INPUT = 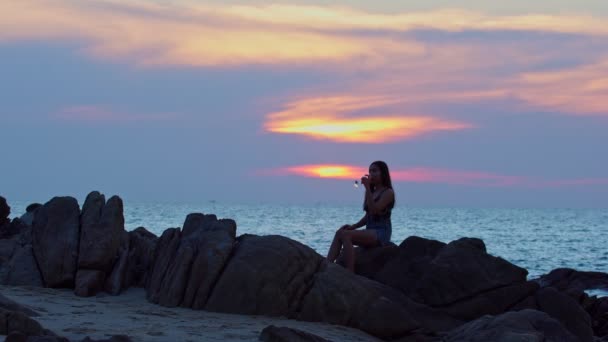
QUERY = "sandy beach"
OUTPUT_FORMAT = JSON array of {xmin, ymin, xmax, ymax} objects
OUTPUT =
[{"xmin": 0, "ymin": 285, "xmax": 378, "ymax": 342}]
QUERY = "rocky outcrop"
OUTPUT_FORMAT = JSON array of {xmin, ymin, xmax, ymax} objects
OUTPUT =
[
  {"xmin": 147, "ymin": 214, "xmax": 236, "ymax": 309},
  {"xmin": 32, "ymin": 197, "xmax": 81, "ymax": 288},
  {"xmin": 0, "ymin": 308, "xmax": 49, "ymax": 337}
]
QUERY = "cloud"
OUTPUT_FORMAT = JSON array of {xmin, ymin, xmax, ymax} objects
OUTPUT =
[
  {"xmin": 2, "ymin": 1, "xmax": 607, "ymax": 117},
  {"xmin": 1, "ymin": 1, "xmax": 607, "ymax": 67},
  {"xmin": 54, "ymin": 105, "xmax": 176, "ymax": 123},
  {"xmin": 264, "ymin": 95, "xmax": 471, "ymax": 143},
  {"xmin": 267, "ymin": 164, "xmax": 608, "ymax": 188}
]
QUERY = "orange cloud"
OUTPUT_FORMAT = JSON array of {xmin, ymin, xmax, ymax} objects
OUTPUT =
[
  {"xmin": 513, "ymin": 59, "xmax": 608, "ymax": 115},
  {"xmin": 270, "ymin": 164, "xmax": 608, "ymax": 188},
  {"xmin": 280, "ymin": 165, "xmax": 367, "ymax": 180},
  {"xmin": 264, "ymin": 95, "xmax": 471, "ymax": 143},
  {"xmin": 1, "ymin": 1, "xmax": 607, "ymax": 68}
]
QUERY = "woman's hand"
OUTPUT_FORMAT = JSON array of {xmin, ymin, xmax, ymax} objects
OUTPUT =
[
  {"xmin": 339, "ymin": 224, "xmax": 354, "ymax": 231},
  {"xmin": 361, "ymin": 174, "xmax": 370, "ymax": 189}
]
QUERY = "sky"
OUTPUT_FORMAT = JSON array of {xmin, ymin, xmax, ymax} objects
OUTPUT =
[{"xmin": 1, "ymin": 0, "xmax": 607, "ymax": 208}]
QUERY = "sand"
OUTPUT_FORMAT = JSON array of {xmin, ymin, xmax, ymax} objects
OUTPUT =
[{"xmin": 0, "ymin": 285, "xmax": 378, "ymax": 342}]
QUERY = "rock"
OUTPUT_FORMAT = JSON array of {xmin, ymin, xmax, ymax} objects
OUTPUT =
[
  {"xmin": 0, "ymin": 227, "xmax": 44, "ymax": 287},
  {"xmin": 32, "ymin": 197, "xmax": 80, "ymax": 288},
  {"xmin": 535, "ymin": 287, "xmax": 594, "ymax": 342},
  {"xmin": 105, "ymin": 231, "xmax": 130, "ymax": 295},
  {"xmin": 259, "ymin": 325, "xmax": 331, "ymax": 342},
  {"xmin": 146, "ymin": 228, "xmax": 181, "ymax": 303},
  {"xmin": 78, "ymin": 193, "xmax": 124, "ymax": 273},
  {"xmin": 205, "ymin": 234, "xmax": 319, "ymax": 316},
  {"xmin": 0, "ymin": 293, "xmax": 38, "ymax": 317},
  {"xmin": 536, "ymin": 268, "xmax": 608, "ymax": 293},
  {"xmin": 1, "ymin": 219, "xmax": 28, "ymax": 240},
  {"xmin": 441, "ymin": 281, "xmax": 540, "ymax": 321},
  {"xmin": 19, "ymin": 203, "xmax": 42, "ymax": 227},
  {"xmin": 147, "ymin": 214, "xmax": 236, "ymax": 308},
  {"xmin": 74, "ymin": 270, "xmax": 105, "ymax": 297},
  {"xmin": 0, "ymin": 308, "xmax": 46, "ymax": 336},
  {"xmin": 298, "ymin": 262, "xmax": 460, "ymax": 339},
  {"xmin": 359, "ymin": 237, "xmax": 528, "ymax": 307},
  {"xmin": 125, "ymin": 227, "xmax": 157, "ymax": 288},
  {"xmin": 443, "ymin": 309, "xmax": 579, "ymax": 342},
  {"xmin": 0, "ymin": 196, "xmax": 10, "ymax": 227}
]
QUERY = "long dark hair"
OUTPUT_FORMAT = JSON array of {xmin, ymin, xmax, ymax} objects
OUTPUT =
[
  {"xmin": 363, "ymin": 160, "xmax": 395, "ymax": 211},
  {"xmin": 369, "ymin": 160, "xmax": 393, "ymax": 192}
]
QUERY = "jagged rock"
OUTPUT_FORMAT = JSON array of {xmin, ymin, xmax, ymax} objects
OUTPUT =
[
  {"xmin": 147, "ymin": 214, "xmax": 236, "ymax": 309},
  {"xmin": 32, "ymin": 197, "xmax": 80, "ymax": 288},
  {"xmin": 259, "ymin": 325, "xmax": 331, "ymax": 342},
  {"xmin": 74, "ymin": 270, "xmax": 105, "ymax": 297},
  {"xmin": 125, "ymin": 227, "xmax": 157, "ymax": 288},
  {"xmin": 443, "ymin": 309, "xmax": 579, "ymax": 342}
]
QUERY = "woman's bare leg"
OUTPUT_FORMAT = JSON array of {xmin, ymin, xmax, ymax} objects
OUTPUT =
[
  {"xmin": 326, "ymin": 229, "xmax": 344, "ymax": 262},
  {"xmin": 341, "ymin": 230, "xmax": 379, "ymax": 272}
]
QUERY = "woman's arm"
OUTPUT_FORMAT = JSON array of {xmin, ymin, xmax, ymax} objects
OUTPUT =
[
  {"xmin": 345, "ymin": 214, "xmax": 368, "ymax": 230},
  {"xmin": 364, "ymin": 188, "xmax": 395, "ymax": 215}
]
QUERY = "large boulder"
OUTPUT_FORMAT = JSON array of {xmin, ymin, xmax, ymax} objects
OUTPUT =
[
  {"xmin": 78, "ymin": 192, "xmax": 124, "ymax": 272},
  {"xmin": 32, "ymin": 197, "xmax": 80, "ymax": 288},
  {"xmin": 205, "ymin": 234, "xmax": 320, "ymax": 316},
  {"xmin": 125, "ymin": 227, "xmax": 157, "ymax": 288},
  {"xmin": 147, "ymin": 214, "xmax": 236, "ymax": 309},
  {"xmin": 0, "ymin": 218, "xmax": 28, "ymax": 240},
  {"xmin": 298, "ymin": 262, "xmax": 461, "ymax": 339},
  {"xmin": 443, "ymin": 309, "xmax": 579, "ymax": 342}
]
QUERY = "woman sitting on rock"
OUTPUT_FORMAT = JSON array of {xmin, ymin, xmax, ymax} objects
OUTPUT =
[{"xmin": 326, "ymin": 160, "xmax": 395, "ymax": 272}]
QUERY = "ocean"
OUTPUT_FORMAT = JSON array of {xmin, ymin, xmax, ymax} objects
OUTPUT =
[{"xmin": 8, "ymin": 201, "xmax": 608, "ymax": 285}]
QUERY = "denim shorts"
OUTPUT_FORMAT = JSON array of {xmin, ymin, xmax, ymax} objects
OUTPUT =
[{"xmin": 366, "ymin": 224, "xmax": 392, "ymax": 246}]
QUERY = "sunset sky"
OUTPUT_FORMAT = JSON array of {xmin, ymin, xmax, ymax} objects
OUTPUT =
[{"xmin": 1, "ymin": 0, "xmax": 607, "ymax": 208}]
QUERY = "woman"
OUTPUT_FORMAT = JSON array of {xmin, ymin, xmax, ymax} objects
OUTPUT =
[{"xmin": 326, "ymin": 161, "xmax": 395, "ymax": 272}]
